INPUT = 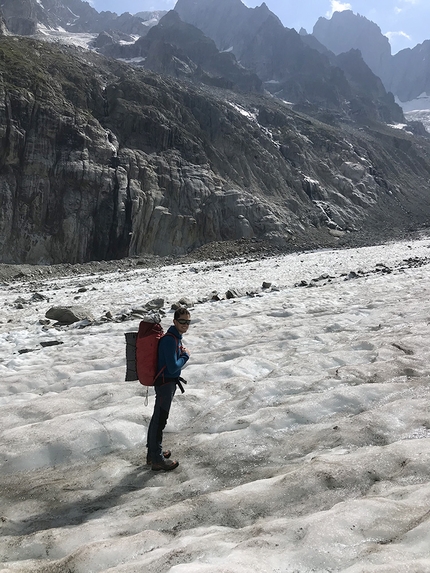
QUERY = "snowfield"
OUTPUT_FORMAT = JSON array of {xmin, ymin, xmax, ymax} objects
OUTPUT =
[{"xmin": 1, "ymin": 238, "xmax": 430, "ymax": 572}]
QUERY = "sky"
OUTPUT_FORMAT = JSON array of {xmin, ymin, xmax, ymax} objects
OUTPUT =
[
  {"xmin": 1, "ymin": 237, "xmax": 430, "ymax": 571},
  {"xmin": 89, "ymin": 0, "xmax": 430, "ymax": 54}
]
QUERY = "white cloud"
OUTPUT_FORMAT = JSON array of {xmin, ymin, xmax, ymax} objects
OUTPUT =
[
  {"xmin": 384, "ymin": 30, "xmax": 414, "ymax": 53},
  {"xmin": 394, "ymin": 0, "xmax": 420, "ymax": 15},
  {"xmin": 326, "ymin": 1, "xmax": 352, "ymax": 18},
  {"xmin": 385, "ymin": 30, "xmax": 411, "ymax": 41}
]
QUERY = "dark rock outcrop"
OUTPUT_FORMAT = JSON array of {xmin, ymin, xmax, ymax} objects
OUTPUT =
[
  {"xmin": 335, "ymin": 49, "xmax": 403, "ymax": 124},
  {"xmin": 2, "ymin": 37, "xmax": 430, "ymax": 264}
]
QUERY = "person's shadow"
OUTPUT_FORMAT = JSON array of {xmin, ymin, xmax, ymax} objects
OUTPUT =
[{"xmin": 2, "ymin": 462, "xmax": 157, "ymax": 538}]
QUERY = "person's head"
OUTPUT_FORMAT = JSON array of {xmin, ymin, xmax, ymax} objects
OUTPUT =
[{"xmin": 173, "ymin": 307, "xmax": 191, "ymax": 334}]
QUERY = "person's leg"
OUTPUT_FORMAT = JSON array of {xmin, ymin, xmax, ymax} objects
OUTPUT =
[{"xmin": 147, "ymin": 382, "xmax": 176, "ymax": 463}]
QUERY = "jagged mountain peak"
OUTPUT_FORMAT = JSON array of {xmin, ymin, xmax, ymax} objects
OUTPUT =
[
  {"xmin": 174, "ymin": 0, "xmax": 402, "ymax": 124},
  {"xmin": 174, "ymin": 0, "xmax": 280, "ymax": 52},
  {"xmin": 313, "ymin": 10, "xmax": 392, "ymax": 72},
  {"xmin": 316, "ymin": 9, "xmax": 383, "ymax": 30},
  {"xmin": 157, "ymin": 9, "xmax": 182, "ymax": 25},
  {"xmin": 98, "ymin": 9, "xmax": 263, "ymax": 94},
  {"xmin": 312, "ymin": 8, "xmax": 430, "ymax": 113},
  {"xmin": 0, "ymin": 0, "xmax": 408, "ymax": 124}
]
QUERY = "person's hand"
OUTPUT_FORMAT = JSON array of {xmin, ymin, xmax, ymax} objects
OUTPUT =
[{"xmin": 181, "ymin": 346, "xmax": 190, "ymax": 356}]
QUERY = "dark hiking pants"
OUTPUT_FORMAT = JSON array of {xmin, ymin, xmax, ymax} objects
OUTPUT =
[{"xmin": 147, "ymin": 380, "xmax": 177, "ymax": 463}]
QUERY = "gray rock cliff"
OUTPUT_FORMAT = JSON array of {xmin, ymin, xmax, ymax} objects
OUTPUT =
[{"xmin": 2, "ymin": 37, "xmax": 430, "ymax": 264}]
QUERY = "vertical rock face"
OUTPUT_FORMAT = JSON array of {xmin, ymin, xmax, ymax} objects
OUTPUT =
[
  {"xmin": 0, "ymin": 90, "xmax": 119, "ymax": 262},
  {"xmin": 1, "ymin": 0, "xmax": 62, "ymax": 33},
  {"xmin": 0, "ymin": 10, "xmax": 8, "ymax": 35},
  {"xmin": 0, "ymin": 37, "xmax": 270, "ymax": 263},
  {"xmin": 389, "ymin": 41, "xmax": 430, "ymax": 102},
  {"xmin": 1, "ymin": 36, "xmax": 430, "ymax": 264}
]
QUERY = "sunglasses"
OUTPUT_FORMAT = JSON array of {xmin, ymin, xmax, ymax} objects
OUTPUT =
[{"xmin": 176, "ymin": 318, "xmax": 191, "ymax": 325}]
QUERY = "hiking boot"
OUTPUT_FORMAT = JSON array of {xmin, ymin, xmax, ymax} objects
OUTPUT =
[
  {"xmin": 151, "ymin": 459, "xmax": 179, "ymax": 471},
  {"xmin": 146, "ymin": 450, "xmax": 171, "ymax": 465}
]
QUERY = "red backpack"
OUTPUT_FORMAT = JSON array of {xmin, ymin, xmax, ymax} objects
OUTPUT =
[{"xmin": 125, "ymin": 321, "xmax": 176, "ymax": 386}]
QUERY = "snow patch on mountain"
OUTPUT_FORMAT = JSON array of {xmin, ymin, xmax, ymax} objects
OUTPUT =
[
  {"xmin": 36, "ymin": 26, "xmax": 97, "ymax": 49},
  {"xmin": 396, "ymin": 93, "xmax": 430, "ymax": 133},
  {"xmin": 405, "ymin": 110, "xmax": 430, "ymax": 133}
]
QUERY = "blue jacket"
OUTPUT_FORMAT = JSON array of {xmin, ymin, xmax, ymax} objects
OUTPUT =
[{"xmin": 157, "ymin": 325, "xmax": 189, "ymax": 379}]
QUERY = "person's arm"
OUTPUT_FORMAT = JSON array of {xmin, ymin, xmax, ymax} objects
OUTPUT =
[{"xmin": 159, "ymin": 335, "xmax": 189, "ymax": 376}]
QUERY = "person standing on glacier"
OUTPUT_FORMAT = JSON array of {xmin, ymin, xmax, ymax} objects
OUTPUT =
[{"xmin": 146, "ymin": 307, "xmax": 191, "ymax": 471}]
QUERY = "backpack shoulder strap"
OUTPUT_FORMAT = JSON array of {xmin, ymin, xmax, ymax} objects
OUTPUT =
[
  {"xmin": 164, "ymin": 332, "xmax": 178, "ymax": 340},
  {"xmin": 153, "ymin": 333, "xmax": 177, "ymax": 383},
  {"xmin": 163, "ymin": 331, "xmax": 179, "ymax": 348}
]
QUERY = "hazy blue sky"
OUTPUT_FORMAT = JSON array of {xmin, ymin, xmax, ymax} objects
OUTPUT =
[{"xmin": 89, "ymin": 0, "xmax": 430, "ymax": 54}]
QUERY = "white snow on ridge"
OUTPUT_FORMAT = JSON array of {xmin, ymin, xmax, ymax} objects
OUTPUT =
[
  {"xmin": 228, "ymin": 102, "xmax": 258, "ymax": 122},
  {"xmin": 396, "ymin": 93, "xmax": 430, "ymax": 133},
  {"xmin": 35, "ymin": 25, "xmax": 98, "ymax": 49},
  {"xmin": 118, "ymin": 57, "xmax": 146, "ymax": 64},
  {"xmin": 1, "ymin": 238, "xmax": 430, "ymax": 572},
  {"xmin": 142, "ymin": 18, "xmax": 159, "ymax": 27},
  {"xmin": 227, "ymin": 101, "xmax": 281, "ymax": 147},
  {"xmin": 405, "ymin": 109, "xmax": 430, "ymax": 133},
  {"xmin": 389, "ymin": 122, "xmax": 407, "ymax": 130}
]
